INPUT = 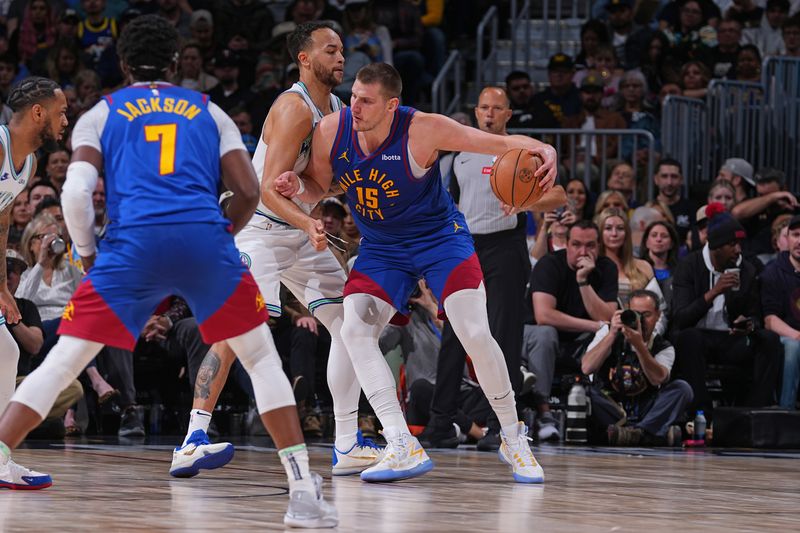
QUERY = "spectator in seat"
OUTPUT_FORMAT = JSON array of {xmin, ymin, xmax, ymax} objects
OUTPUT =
[
  {"xmin": 716, "ymin": 157, "xmax": 754, "ymax": 204},
  {"xmin": 606, "ymin": 161, "xmax": 639, "ymax": 209},
  {"xmin": 8, "ymin": 190, "xmax": 31, "ymax": 249},
  {"xmin": 728, "ymin": 44, "xmax": 762, "ymax": 82},
  {"xmin": 171, "ymin": 42, "xmax": 219, "ymax": 92},
  {"xmin": 562, "ymin": 72, "xmax": 627, "ymax": 166},
  {"xmin": 372, "ymin": 0, "xmax": 425, "ymax": 106},
  {"xmin": 640, "ymin": 220, "xmax": 680, "ymax": 285},
  {"xmin": 652, "ymin": 158, "xmax": 695, "ymax": 242},
  {"xmin": 28, "ymin": 181, "xmax": 58, "ymax": 215},
  {"xmin": 531, "ymin": 53, "xmax": 582, "ymax": 124},
  {"xmin": 582, "ymin": 289, "xmax": 692, "ymax": 445},
  {"xmin": 761, "ymin": 214, "xmax": 800, "ymax": 409},
  {"xmin": 707, "ymin": 178, "xmax": 737, "ymax": 212},
  {"xmin": 524, "ymin": 220, "xmax": 618, "ymax": 440},
  {"xmin": 726, "ymin": 0, "xmax": 765, "ymax": 29},
  {"xmin": 680, "ymin": 59, "xmax": 711, "ymax": 98},
  {"xmin": 504, "ymin": 71, "xmax": 559, "ymax": 130},
  {"xmin": 7, "ymin": 248, "xmax": 83, "ymax": 438},
  {"xmin": 671, "ymin": 210, "xmax": 782, "ymax": 419},
  {"xmin": 782, "ymin": 15, "xmax": 800, "ymax": 57},
  {"xmin": 699, "ymin": 17, "xmax": 742, "ymax": 78},
  {"xmin": 596, "ymin": 207, "xmax": 668, "ymax": 334},
  {"xmin": 43, "ymin": 148, "xmax": 70, "ymax": 194},
  {"xmin": 732, "ymin": 167, "xmax": 797, "ymax": 258},
  {"xmin": 742, "ymin": 0, "xmax": 790, "ymax": 56},
  {"xmin": 618, "ymin": 70, "xmax": 661, "ymax": 168},
  {"xmin": 575, "ymin": 19, "xmax": 610, "ymax": 70}
]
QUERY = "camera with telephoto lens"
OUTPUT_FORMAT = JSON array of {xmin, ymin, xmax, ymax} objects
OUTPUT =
[
  {"xmin": 620, "ymin": 309, "xmax": 641, "ymax": 329},
  {"xmin": 49, "ymin": 237, "xmax": 66, "ymax": 255}
]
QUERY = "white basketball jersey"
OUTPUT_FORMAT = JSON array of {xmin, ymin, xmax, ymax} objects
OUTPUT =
[
  {"xmin": 0, "ymin": 125, "xmax": 35, "ymax": 212},
  {"xmin": 251, "ymin": 82, "xmax": 344, "ymax": 228}
]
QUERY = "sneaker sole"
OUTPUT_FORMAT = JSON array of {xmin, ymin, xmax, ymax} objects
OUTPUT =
[
  {"xmin": 170, "ymin": 444, "xmax": 235, "ymax": 478},
  {"xmin": 0, "ymin": 479, "xmax": 53, "ymax": 490},
  {"xmin": 332, "ymin": 461, "xmax": 378, "ymax": 476},
  {"xmin": 283, "ymin": 514, "xmax": 338, "ymax": 529},
  {"xmin": 360, "ymin": 459, "xmax": 434, "ymax": 483},
  {"xmin": 498, "ymin": 449, "xmax": 545, "ymax": 484}
]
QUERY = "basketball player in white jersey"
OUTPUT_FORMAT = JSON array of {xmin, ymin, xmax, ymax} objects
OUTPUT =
[
  {"xmin": 170, "ymin": 21, "xmax": 381, "ymax": 478},
  {"xmin": 0, "ymin": 77, "xmax": 68, "ymax": 489}
]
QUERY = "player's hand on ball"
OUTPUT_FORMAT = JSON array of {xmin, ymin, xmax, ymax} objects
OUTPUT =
[
  {"xmin": 529, "ymin": 145, "xmax": 557, "ymax": 191},
  {"xmin": 274, "ymin": 171, "xmax": 300, "ymax": 198},
  {"xmin": 500, "ymin": 202, "xmax": 522, "ymax": 216},
  {"xmin": 305, "ymin": 218, "xmax": 327, "ymax": 252}
]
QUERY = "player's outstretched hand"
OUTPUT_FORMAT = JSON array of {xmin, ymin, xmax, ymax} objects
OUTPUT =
[
  {"xmin": 0, "ymin": 287, "xmax": 21, "ymax": 324},
  {"xmin": 305, "ymin": 218, "xmax": 327, "ymax": 252},
  {"xmin": 529, "ymin": 144, "xmax": 557, "ymax": 191},
  {"xmin": 274, "ymin": 170, "xmax": 301, "ymax": 198}
]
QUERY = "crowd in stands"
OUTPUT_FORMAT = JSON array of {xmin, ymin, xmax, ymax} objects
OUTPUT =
[{"xmin": 2, "ymin": 0, "xmax": 798, "ymax": 447}]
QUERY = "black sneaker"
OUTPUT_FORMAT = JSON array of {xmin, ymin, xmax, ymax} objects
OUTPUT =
[
  {"xmin": 118, "ymin": 406, "xmax": 146, "ymax": 437},
  {"xmin": 477, "ymin": 428, "xmax": 501, "ymax": 451},
  {"xmin": 418, "ymin": 424, "xmax": 459, "ymax": 449}
]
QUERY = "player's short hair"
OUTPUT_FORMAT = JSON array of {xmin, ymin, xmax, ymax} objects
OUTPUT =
[
  {"xmin": 117, "ymin": 14, "xmax": 179, "ymax": 81},
  {"xmin": 287, "ymin": 21, "xmax": 336, "ymax": 66},
  {"xmin": 7, "ymin": 77, "xmax": 60, "ymax": 113},
  {"xmin": 356, "ymin": 63, "xmax": 402, "ymax": 99}
]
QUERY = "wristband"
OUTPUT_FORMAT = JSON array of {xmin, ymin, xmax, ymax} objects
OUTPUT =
[
  {"xmin": 295, "ymin": 177, "xmax": 306, "ymax": 197},
  {"xmin": 577, "ymin": 280, "xmax": 589, "ymax": 287}
]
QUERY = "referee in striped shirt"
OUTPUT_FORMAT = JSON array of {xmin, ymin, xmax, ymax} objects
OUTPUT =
[{"xmin": 423, "ymin": 87, "xmax": 530, "ymax": 450}]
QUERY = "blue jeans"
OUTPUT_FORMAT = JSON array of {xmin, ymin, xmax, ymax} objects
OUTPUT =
[{"xmin": 779, "ymin": 336, "xmax": 800, "ymax": 409}]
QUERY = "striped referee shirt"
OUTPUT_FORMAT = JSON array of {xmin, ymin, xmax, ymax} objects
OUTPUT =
[{"xmin": 448, "ymin": 151, "xmax": 524, "ymax": 235}]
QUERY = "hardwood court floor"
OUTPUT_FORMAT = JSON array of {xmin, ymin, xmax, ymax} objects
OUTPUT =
[{"xmin": 1, "ymin": 439, "xmax": 799, "ymax": 532}]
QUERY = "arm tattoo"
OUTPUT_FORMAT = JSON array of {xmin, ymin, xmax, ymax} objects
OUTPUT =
[{"xmin": 194, "ymin": 351, "xmax": 222, "ymax": 400}]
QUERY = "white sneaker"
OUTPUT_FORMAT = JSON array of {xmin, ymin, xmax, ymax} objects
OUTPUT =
[
  {"xmin": 498, "ymin": 422, "xmax": 545, "ymax": 484},
  {"xmin": 169, "ymin": 429, "xmax": 234, "ymax": 478},
  {"xmin": 520, "ymin": 366, "xmax": 537, "ymax": 395},
  {"xmin": 360, "ymin": 432, "xmax": 434, "ymax": 482},
  {"xmin": 0, "ymin": 459, "xmax": 52, "ymax": 490},
  {"xmin": 284, "ymin": 472, "xmax": 338, "ymax": 529},
  {"xmin": 332, "ymin": 430, "xmax": 384, "ymax": 476}
]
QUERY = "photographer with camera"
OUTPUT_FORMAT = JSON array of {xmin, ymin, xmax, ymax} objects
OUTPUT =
[
  {"xmin": 582, "ymin": 290, "xmax": 692, "ymax": 445},
  {"xmin": 671, "ymin": 209, "xmax": 782, "ymax": 420}
]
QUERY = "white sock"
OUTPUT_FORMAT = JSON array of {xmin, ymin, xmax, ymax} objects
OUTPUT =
[
  {"xmin": 184, "ymin": 409, "xmax": 212, "ymax": 445},
  {"xmin": 315, "ymin": 305, "xmax": 360, "ymax": 452},
  {"xmin": 501, "ymin": 421, "xmax": 522, "ymax": 438},
  {"xmin": 340, "ymin": 294, "xmax": 409, "ymax": 434},
  {"xmin": 278, "ymin": 443, "xmax": 313, "ymax": 493},
  {"xmin": 444, "ymin": 286, "xmax": 519, "ymax": 429}
]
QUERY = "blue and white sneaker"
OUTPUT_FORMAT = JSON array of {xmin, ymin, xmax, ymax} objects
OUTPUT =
[
  {"xmin": 360, "ymin": 432, "xmax": 433, "ymax": 482},
  {"xmin": 0, "ymin": 459, "xmax": 52, "ymax": 490},
  {"xmin": 169, "ymin": 429, "xmax": 234, "ymax": 478},
  {"xmin": 332, "ymin": 430, "xmax": 384, "ymax": 476},
  {"xmin": 498, "ymin": 422, "xmax": 545, "ymax": 483}
]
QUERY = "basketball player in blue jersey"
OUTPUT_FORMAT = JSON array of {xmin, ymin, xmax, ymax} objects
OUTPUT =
[
  {"xmin": 171, "ymin": 21, "xmax": 382, "ymax": 481},
  {"xmin": 0, "ymin": 77, "xmax": 68, "ymax": 490},
  {"xmin": 276, "ymin": 63, "xmax": 566, "ymax": 484},
  {"xmin": 0, "ymin": 16, "xmax": 336, "ymax": 528}
]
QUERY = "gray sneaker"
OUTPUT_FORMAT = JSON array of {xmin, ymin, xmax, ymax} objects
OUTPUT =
[{"xmin": 283, "ymin": 472, "xmax": 338, "ymax": 529}]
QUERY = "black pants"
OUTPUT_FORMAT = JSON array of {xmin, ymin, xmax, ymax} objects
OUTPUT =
[
  {"xmin": 673, "ymin": 328, "xmax": 782, "ymax": 418},
  {"xmin": 406, "ymin": 379, "xmax": 493, "ymax": 434},
  {"xmin": 429, "ymin": 229, "xmax": 530, "ymax": 431}
]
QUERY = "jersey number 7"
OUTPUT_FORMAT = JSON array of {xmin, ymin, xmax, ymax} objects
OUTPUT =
[{"xmin": 144, "ymin": 124, "xmax": 177, "ymax": 175}]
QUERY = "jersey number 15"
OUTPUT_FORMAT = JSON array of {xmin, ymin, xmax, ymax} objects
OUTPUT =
[{"xmin": 144, "ymin": 124, "xmax": 177, "ymax": 175}]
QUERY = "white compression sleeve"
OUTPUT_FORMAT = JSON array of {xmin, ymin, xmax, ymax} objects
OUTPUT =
[
  {"xmin": 443, "ymin": 285, "xmax": 518, "ymax": 429},
  {"xmin": 226, "ymin": 324, "xmax": 296, "ymax": 413},
  {"xmin": 0, "ymin": 326, "xmax": 20, "ymax": 415},
  {"xmin": 62, "ymin": 161, "xmax": 99, "ymax": 257},
  {"xmin": 12, "ymin": 336, "xmax": 103, "ymax": 419}
]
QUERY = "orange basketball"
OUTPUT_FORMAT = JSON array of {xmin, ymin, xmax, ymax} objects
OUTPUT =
[{"xmin": 489, "ymin": 149, "xmax": 545, "ymax": 209}]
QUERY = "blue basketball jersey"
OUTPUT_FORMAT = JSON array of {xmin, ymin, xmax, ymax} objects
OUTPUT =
[
  {"xmin": 330, "ymin": 106, "xmax": 462, "ymax": 244},
  {"xmin": 100, "ymin": 83, "xmax": 226, "ymax": 229}
]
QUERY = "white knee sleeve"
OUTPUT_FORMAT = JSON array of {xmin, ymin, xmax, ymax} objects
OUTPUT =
[
  {"xmin": 226, "ymin": 324, "xmax": 295, "ymax": 413},
  {"xmin": 12, "ymin": 336, "xmax": 102, "ymax": 419},
  {"xmin": 341, "ymin": 294, "xmax": 406, "ymax": 431},
  {"xmin": 315, "ymin": 304, "xmax": 360, "ymax": 441},
  {"xmin": 444, "ymin": 286, "xmax": 517, "ymax": 427},
  {"xmin": 0, "ymin": 326, "xmax": 20, "ymax": 415}
]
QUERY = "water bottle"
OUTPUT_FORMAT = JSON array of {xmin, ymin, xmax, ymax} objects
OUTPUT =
[
  {"xmin": 566, "ymin": 377, "xmax": 589, "ymax": 443},
  {"xmin": 693, "ymin": 410, "xmax": 707, "ymax": 442}
]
